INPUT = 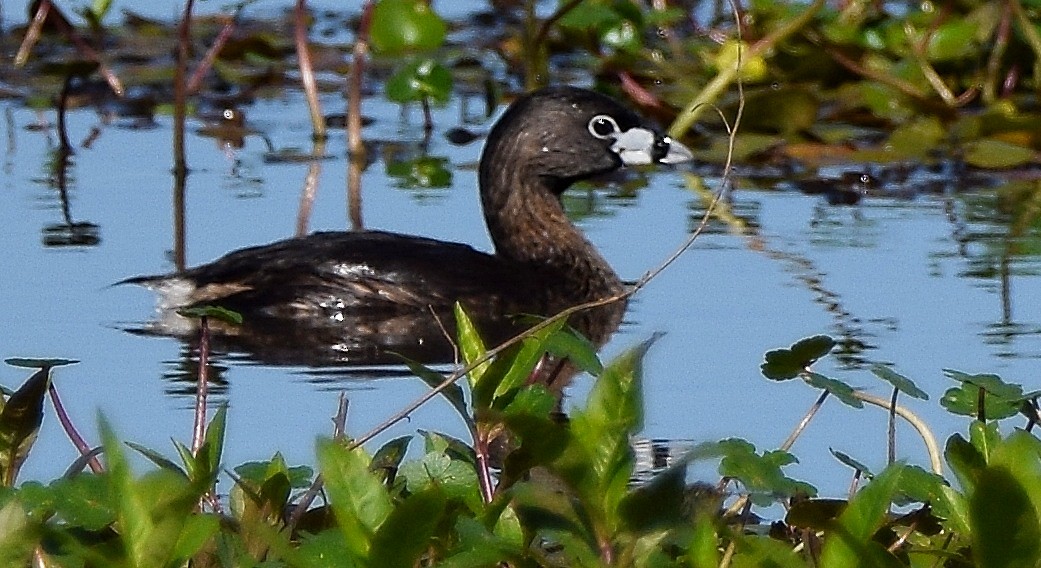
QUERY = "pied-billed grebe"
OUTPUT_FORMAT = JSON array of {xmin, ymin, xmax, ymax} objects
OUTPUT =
[{"xmin": 124, "ymin": 86, "xmax": 691, "ymax": 365}]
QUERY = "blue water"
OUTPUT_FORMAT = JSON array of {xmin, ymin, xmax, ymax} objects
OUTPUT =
[{"xmin": 3, "ymin": 6, "xmax": 1041, "ymax": 498}]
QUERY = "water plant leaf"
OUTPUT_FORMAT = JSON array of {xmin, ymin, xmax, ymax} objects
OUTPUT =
[
  {"xmin": 830, "ymin": 449, "xmax": 873, "ymax": 477},
  {"xmin": 925, "ymin": 19, "xmax": 978, "ymax": 61},
  {"xmin": 619, "ymin": 464, "xmax": 686, "ymax": 531},
  {"xmin": 968, "ymin": 419, "xmax": 1002, "ymax": 463},
  {"xmin": 0, "ymin": 367, "xmax": 52, "ymax": 486},
  {"xmin": 870, "ymin": 364, "xmax": 928, "ymax": 400},
  {"xmin": 819, "ymin": 464, "xmax": 906, "ymax": 567},
  {"xmin": 804, "ymin": 372, "xmax": 863, "ymax": 408},
  {"xmin": 4, "ymin": 358, "xmax": 78, "ymax": 369},
  {"xmin": 370, "ymin": 0, "xmax": 447, "ymax": 55},
  {"xmin": 963, "ymin": 138, "xmax": 1036, "ymax": 169},
  {"xmin": 385, "ymin": 59, "xmax": 453, "ymax": 105},
  {"xmin": 175, "ymin": 305, "xmax": 243, "ymax": 325},
  {"xmin": 717, "ymin": 439, "xmax": 817, "ymax": 506},
  {"xmin": 760, "ymin": 335, "xmax": 835, "ymax": 380},
  {"xmin": 316, "ymin": 439, "xmax": 392, "ymax": 561},
  {"xmin": 940, "ymin": 369, "xmax": 1023, "ymax": 419}
]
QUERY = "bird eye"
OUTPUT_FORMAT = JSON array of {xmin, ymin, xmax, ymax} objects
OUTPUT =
[{"xmin": 587, "ymin": 115, "xmax": 620, "ymax": 139}]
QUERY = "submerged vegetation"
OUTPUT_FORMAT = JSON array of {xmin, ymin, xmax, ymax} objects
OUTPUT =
[{"xmin": 4, "ymin": 0, "xmax": 1041, "ymax": 566}]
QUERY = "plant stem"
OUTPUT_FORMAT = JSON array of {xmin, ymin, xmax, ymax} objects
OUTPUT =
[
  {"xmin": 295, "ymin": 0, "xmax": 326, "ymax": 140},
  {"xmin": 191, "ymin": 315, "xmax": 210, "ymax": 456}
]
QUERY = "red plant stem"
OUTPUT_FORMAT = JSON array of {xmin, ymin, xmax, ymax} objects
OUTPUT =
[
  {"xmin": 295, "ymin": 0, "xmax": 326, "ymax": 140},
  {"xmin": 474, "ymin": 434, "xmax": 494, "ymax": 503},
  {"xmin": 186, "ymin": 14, "xmax": 237, "ymax": 94},
  {"xmin": 192, "ymin": 316, "xmax": 210, "ymax": 455},
  {"xmin": 48, "ymin": 383, "xmax": 103, "ymax": 474},
  {"xmin": 348, "ymin": 1, "xmax": 373, "ymax": 157}
]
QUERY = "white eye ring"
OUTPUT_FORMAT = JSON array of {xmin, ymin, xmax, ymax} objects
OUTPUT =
[{"xmin": 587, "ymin": 114, "xmax": 620, "ymax": 139}]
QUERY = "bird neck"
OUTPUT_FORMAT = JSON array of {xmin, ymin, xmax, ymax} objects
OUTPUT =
[{"xmin": 479, "ymin": 165, "xmax": 624, "ymax": 301}]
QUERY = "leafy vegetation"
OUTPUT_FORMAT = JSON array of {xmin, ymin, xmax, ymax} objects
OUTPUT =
[{"xmin": 1, "ymin": 319, "xmax": 1040, "ymax": 566}]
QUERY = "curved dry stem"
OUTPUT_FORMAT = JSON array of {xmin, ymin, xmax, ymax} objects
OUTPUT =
[{"xmin": 852, "ymin": 390, "xmax": 943, "ymax": 476}]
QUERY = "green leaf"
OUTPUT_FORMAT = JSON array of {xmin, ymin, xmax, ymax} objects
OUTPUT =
[
  {"xmin": 870, "ymin": 365, "xmax": 928, "ymax": 399},
  {"xmin": 203, "ymin": 404, "xmax": 228, "ymax": 478},
  {"xmin": 126, "ymin": 442, "xmax": 186, "ymax": 477},
  {"xmin": 50, "ymin": 474, "xmax": 116, "ymax": 531},
  {"xmin": 370, "ymin": 0, "xmax": 447, "ymax": 55},
  {"xmin": 454, "ymin": 303, "xmax": 489, "ymax": 390},
  {"xmin": 317, "ymin": 439, "xmax": 392, "ymax": 561},
  {"xmin": 970, "ymin": 466, "xmax": 1040, "ymax": 566},
  {"xmin": 402, "ymin": 358, "xmax": 471, "ymax": 428},
  {"xmin": 235, "ymin": 454, "xmax": 313, "ymax": 489},
  {"xmin": 968, "ymin": 419, "xmax": 1002, "ymax": 463},
  {"xmin": 385, "ymin": 59, "xmax": 453, "ymax": 105},
  {"xmin": 761, "ymin": 335, "xmax": 835, "ymax": 380},
  {"xmin": 171, "ymin": 513, "xmax": 220, "ymax": 560},
  {"xmin": 830, "ymin": 449, "xmax": 873, "ymax": 478},
  {"xmin": 0, "ymin": 368, "xmax": 52, "ymax": 486},
  {"xmin": 399, "ymin": 451, "xmax": 480, "ymax": 504},
  {"xmin": 925, "ymin": 19, "xmax": 977, "ymax": 61},
  {"xmin": 804, "ymin": 372, "xmax": 863, "ymax": 408},
  {"xmin": 175, "ymin": 305, "xmax": 243, "ymax": 325},
  {"xmin": 371, "ymin": 436, "xmax": 412, "ymax": 485},
  {"xmin": 491, "ymin": 318, "xmax": 567, "ymax": 402},
  {"xmin": 940, "ymin": 371, "xmax": 1023, "ymax": 420},
  {"xmin": 369, "ymin": 489, "xmax": 448, "ymax": 567},
  {"xmin": 963, "ymin": 139, "xmax": 1035, "ymax": 169},
  {"xmin": 543, "ymin": 325, "xmax": 603, "ymax": 376},
  {"xmin": 820, "ymin": 464, "xmax": 906, "ymax": 567},
  {"xmin": 944, "ymin": 433, "xmax": 985, "ymax": 493},
  {"xmin": 717, "ymin": 439, "xmax": 817, "ymax": 506}
]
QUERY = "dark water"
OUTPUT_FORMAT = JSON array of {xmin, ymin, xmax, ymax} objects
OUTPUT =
[{"xmin": 3, "ymin": 4, "xmax": 1041, "ymax": 496}]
